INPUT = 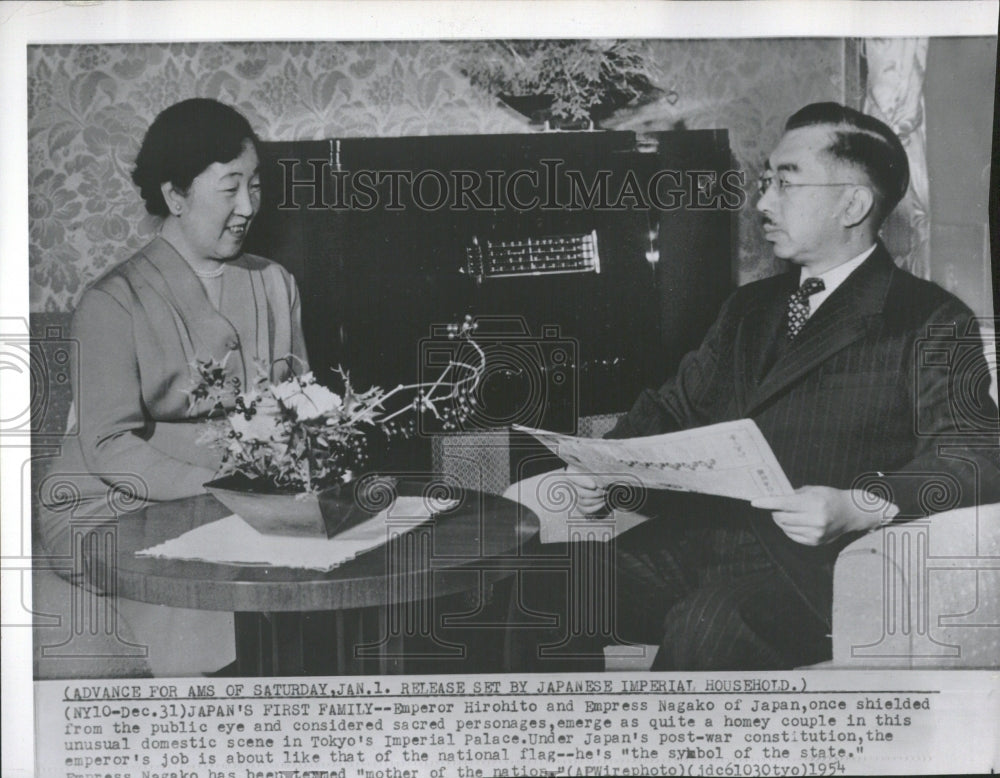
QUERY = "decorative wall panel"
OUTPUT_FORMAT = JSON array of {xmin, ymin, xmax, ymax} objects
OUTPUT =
[{"xmin": 28, "ymin": 40, "xmax": 847, "ymax": 312}]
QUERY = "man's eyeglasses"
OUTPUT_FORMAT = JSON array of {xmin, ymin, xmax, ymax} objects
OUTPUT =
[{"xmin": 757, "ymin": 176, "xmax": 862, "ymax": 197}]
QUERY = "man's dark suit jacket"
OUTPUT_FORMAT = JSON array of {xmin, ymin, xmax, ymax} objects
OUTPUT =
[{"xmin": 605, "ymin": 243, "xmax": 1000, "ymax": 627}]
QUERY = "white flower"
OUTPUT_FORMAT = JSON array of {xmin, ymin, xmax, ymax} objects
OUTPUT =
[
  {"xmin": 271, "ymin": 373, "xmax": 311, "ymax": 403},
  {"xmin": 302, "ymin": 383, "xmax": 342, "ymax": 416},
  {"xmin": 277, "ymin": 380, "xmax": 343, "ymax": 421}
]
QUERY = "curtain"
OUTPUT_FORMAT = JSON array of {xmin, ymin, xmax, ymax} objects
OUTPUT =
[{"xmin": 862, "ymin": 38, "xmax": 930, "ymax": 279}]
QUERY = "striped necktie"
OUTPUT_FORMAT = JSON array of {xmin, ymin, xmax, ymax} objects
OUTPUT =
[{"xmin": 786, "ymin": 277, "xmax": 825, "ymax": 339}]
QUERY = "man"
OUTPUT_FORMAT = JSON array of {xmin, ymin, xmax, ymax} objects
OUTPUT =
[{"xmin": 505, "ymin": 102, "xmax": 1000, "ymax": 670}]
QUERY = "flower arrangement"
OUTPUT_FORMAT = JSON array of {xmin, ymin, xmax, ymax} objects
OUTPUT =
[
  {"xmin": 459, "ymin": 40, "xmax": 659, "ymax": 126},
  {"xmin": 187, "ymin": 317, "xmax": 484, "ymax": 494}
]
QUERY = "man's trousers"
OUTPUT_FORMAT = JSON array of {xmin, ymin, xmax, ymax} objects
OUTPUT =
[{"xmin": 502, "ymin": 470, "xmax": 831, "ymax": 671}]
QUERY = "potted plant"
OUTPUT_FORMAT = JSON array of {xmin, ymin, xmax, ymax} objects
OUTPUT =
[
  {"xmin": 460, "ymin": 40, "xmax": 659, "ymax": 129},
  {"xmin": 187, "ymin": 317, "xmax": 484, "ymax": 537}
]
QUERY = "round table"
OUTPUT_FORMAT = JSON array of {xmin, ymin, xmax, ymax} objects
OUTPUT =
[{"xmin": 94, "ymin": 488, "xmax": 539, "ymax": 675}]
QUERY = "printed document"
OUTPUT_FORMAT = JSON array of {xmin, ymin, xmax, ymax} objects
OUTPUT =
[{"xmin": 513, "ymin": 419, "xmax": 793, "ymax": 501}]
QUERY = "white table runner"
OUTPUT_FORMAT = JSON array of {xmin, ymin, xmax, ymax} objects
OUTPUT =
[{"xmin": 136, "ymin": 496, "xmax": 458, "ymax": 571}]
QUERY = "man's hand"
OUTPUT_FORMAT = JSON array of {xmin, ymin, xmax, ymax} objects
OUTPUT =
[
  {"xmin": 563, "ymin": 466, "xmax": 608, "ymax": 515},
  {"xmin": 751, "ymin": 486, "xmax": 898, "ymax": 546}
]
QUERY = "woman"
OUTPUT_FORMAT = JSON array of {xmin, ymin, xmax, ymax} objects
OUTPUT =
[{"xmin": 36, "ymin": 98, "xmax": 307, "ymax": 677}]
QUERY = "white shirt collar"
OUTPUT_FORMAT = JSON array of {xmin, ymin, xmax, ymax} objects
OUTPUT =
[{"xmin": 799, "ymin": 244, "xmax": 877, "ymax": 317}]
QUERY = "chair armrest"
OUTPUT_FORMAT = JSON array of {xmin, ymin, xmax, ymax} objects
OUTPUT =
[
  {"xmin": 832, "ymin": 503, "xmax": 1000, "ymax": 668},
  {"xmin": 832, "ymin": 537, "xmax": 911, "ymax": 668}
]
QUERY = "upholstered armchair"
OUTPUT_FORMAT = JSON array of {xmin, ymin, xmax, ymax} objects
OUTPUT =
[
  {"xmin": 433, "ymin": 331, "xmax": 1000, "ymax": 670},
  {"xmin": 830, "ymin": 329, "xmax": 999, "ymax": 668},
  {"xmin": 831, "ymin": 501, "xmax": 1000, "ymax": 668}
]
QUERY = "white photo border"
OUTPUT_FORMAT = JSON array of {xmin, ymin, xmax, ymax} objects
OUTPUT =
[{"xmin": 3, "ymin": 2, "xmax": 998, "ymax": 777}]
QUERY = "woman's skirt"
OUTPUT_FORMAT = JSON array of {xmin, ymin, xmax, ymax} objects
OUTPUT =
[{"xmin": 34, "ymin": 442, "xmax": 234, "ymax": 679}]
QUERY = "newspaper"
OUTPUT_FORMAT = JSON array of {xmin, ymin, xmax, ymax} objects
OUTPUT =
[
  {"xmin": 4, "ymin": 3, "xmax": 1000, "ymax": 778},
  {"xmin": 513, "ymin": 420, "xmax": 794, "ymax": 500}
]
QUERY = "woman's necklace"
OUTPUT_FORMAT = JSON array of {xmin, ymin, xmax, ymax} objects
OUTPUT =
[
  {"xmin": 192, "ymin": 265, "xmax": 225, "ymax": 278},
  {"xmin": 188, "ymin": 261, "xmax": 225, "ymax": 308}
]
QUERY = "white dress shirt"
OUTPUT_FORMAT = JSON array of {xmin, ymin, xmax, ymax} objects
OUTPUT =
[{"xmin": 800, "ymin": 244, "xmax": 877, "ymax": 319}]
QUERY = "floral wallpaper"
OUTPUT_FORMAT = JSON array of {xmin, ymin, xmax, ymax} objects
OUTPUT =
[
  {"xmin": 28, "ymin": 40, "xmax": 848, "ymax": 312},
  {"xmin": 606, "ymin": 39, "xmax": 850, "ymax": 283}
]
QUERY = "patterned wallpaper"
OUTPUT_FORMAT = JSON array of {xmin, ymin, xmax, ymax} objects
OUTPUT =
[
  {"xmin": 605, "ymin": 39, "xmax": 850, "ymax": 284},
  {"xmin": 27, "ymin": 40, "xmax": 847, "ymax": 312}
]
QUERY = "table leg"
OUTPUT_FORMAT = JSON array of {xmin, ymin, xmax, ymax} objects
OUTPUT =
[
  {"xmin": 234, "ymin": 609, "xmax": 404, "ymax": 676},
  {"xmin": 234, "ymin": 575, "xmax": 516, "ymax": 675},
  {"xmin": 235, "ymin": 612, "xmax": 308, "ymax": 675},
  {"xmin": 234, "ymin": 612, "xmax": 264, "ymax": 675},
  {"xmin": 359, "ymin": 606, "xmax": 404, "ymax": 675},
  {"xmin": 269, "ymin": 612, "xmax": 307, "ymax": 675},
  {"xmin": 334, "ymin": 610, "xmax": 348, "ymax": 675}
]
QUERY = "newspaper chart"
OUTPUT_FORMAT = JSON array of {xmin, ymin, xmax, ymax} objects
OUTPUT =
[{"xmin": 513, "ymin": 419, "xmax": 794, "ymax": 501}]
